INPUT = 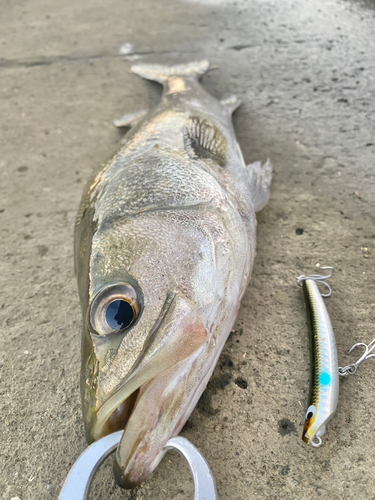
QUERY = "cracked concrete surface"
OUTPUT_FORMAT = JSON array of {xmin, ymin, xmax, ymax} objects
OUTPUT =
[{"xmin": 1, "ymin": 0, "xmax": 375, "ymax": 499}]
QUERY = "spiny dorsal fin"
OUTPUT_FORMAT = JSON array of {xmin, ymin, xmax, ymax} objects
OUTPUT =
[{"xmin": 131, "ymin": 60, "xmax": 210, "ymax": 84}]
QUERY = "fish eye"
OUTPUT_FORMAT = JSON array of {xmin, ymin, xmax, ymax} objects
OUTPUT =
[
  {"xmin": 89, "ymin": 283, "xmax": 141, "ymax": 336},
  {"xmin": 305, "ymin": 405, "xmax": 317, "ymax": 420}
]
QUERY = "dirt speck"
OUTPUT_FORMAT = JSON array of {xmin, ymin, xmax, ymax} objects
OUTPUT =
[
  {"xmin": 280, "ymin": 465, "xmax": 290, "ymax": 475},
  {"xmin": 234, "ymin": 377, "xmax": 248, "ymax": 389}
]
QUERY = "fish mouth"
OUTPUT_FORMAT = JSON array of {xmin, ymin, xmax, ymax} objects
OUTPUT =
[
  {"xmin": 111, "ymin": 344, "xmax": 220, "ymax": 489},
  {"xmin": 92, "ymin": 378, "xmax": 165, "ymax": 489},
  {"xmin": 92, "ymin": 355, "xmax": 207, "ymax": 489},
  {"xmin": 84, "ymin": 291, "xmax": 209, "ymax": 488},
  {"xmin": 98, "ymin": 389, "xmax": 140, "ymax": 438},
  {"xmin": 85, "ymin": 376, "xmax": 170, "ymax": 488},
  {"xmin": 113, "ymin": 367, "xmax": 186, "ymax": 488}
]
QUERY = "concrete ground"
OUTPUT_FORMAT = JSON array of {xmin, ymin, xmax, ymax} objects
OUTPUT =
[{"xmin": 1, "ymin": 0, "xmax": 375, "ymax": 499}]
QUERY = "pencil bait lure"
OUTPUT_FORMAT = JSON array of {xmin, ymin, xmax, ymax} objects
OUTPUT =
[
  {"xmin": 297, "ymin": 266, "xmax": 375, "ymax": 448},
  {"xmin": 297, "ymin": 267, "xmax": 339, "ymax": 448}
]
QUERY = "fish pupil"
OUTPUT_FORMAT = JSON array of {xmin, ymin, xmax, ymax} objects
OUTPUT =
[
  {"xmin": 307, "ymin": 411, "xmax": 313, "ymax": 420},
  {"xmin": 106, "ymin": 300, "xmax": 134, "ymax": 330}
]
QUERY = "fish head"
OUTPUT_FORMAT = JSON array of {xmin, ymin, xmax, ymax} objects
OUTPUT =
[{"xmin": 74, "ymin": 152, "xmax": 253, "ymax": 487}]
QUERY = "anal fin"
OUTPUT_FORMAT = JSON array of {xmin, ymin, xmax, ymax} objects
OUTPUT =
[
  {"xmin": 247, "ymin": 158, "xmax": 273, "ymax": 212},
  {"xmin": 113, "ymin": 109, "xmax": 148, "ymax": 128}
]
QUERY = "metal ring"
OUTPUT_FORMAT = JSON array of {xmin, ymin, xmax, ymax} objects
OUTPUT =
[
  {"xmin": 58, "ymin": 433, "xmax": 217, "ymax": 500},
  {"xmin": 315, "ymin": 280, "xmax": 332, "ymax": 297},
  {"xmin": 338, "ymin": 365, "xmax": 357, "ymax": 376},
  {"xmin": 58, "ymin": 430, "xmax": 123, "ymax": 500},
  {"xmin": 166, "ymin": 437, "xmax": 217, "ymax": 500},
  {"xmin": 296, "ymin": 267, "xmax": 334, "ymax": 297},
  {"xmin": 310, "ymin": 435, "xmax": 322, "ymax": 448}
]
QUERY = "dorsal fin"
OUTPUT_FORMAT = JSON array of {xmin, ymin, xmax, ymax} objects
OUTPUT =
[{"xmin": 130, "ymin": 60, "xmax": 210, "ymax": 84}]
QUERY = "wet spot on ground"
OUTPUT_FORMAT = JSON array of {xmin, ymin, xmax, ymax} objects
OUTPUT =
[{"xmin": 278, "ymin": 418, "xmax": 297, "ymax": 436}]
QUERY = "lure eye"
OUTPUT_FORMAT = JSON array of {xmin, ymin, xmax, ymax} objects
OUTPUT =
[
  {"xmin": 305, "ymin": 405, "xmax": 317, "ymax": 420},
  {"xmin": 89, "ymin": 283, "xmax": 141, "ymax": 336}
]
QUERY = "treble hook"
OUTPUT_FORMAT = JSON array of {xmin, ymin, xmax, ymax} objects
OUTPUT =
[
  {"xmin": 296, "ymin": 266, "xmax": 334, "ymax": 297},
  {"xmin": 338, "ymin": 339, "xmax": 375, "ymax": 376}
]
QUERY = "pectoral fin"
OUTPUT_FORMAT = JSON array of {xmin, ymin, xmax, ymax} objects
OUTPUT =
[
  {"xmin": 183, "ymin": 116, "xmax": 228, "ymax": 167},
  {"xmin": 247, "ymin": 158, "xmax": 273, "ymax": 212}
]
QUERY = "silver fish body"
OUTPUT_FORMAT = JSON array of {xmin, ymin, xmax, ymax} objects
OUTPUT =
[{"xmin": 74, "ymin": 60, "xmax": 272, "ymax": 487}]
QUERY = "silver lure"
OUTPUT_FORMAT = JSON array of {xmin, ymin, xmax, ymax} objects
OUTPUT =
[
  {"xmin": 74, "ymin": 60, "xmax": 272, "ymax": 487},
  {"xmin": 297, "ymin": 267, "xmax": 339, "ymax": 447}
]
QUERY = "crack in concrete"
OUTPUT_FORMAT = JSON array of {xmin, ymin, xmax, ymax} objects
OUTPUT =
[
  {"xmin": 229, "ymin": 44, "xmax": 258, "ymax": 51},
  {"xmin": 0, "ymin": 50, "xmax": 181, "ymax": 69},
  {"xmin": 0, "ymin": 45, "xmax": 270, "ymax": 70}
]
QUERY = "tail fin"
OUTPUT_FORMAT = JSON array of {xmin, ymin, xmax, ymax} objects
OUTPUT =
[{"xmin": 130, "ymin": 60, "xmax": 210, "ymax": 84}]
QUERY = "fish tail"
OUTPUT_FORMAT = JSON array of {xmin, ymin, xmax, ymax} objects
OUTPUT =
[{"xmin": 130, "ymin": 60, "xmax": 210, "ymax": 84}]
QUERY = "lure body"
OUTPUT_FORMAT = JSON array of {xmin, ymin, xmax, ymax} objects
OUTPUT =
[{"xmin": 302, "ymin": 278, "xmax": 339, "ymax": 446}]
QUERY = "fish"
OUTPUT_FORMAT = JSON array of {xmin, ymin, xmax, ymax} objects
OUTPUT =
[{"xmin": 74, "ymin": 59, "xmax": 272, "ymax": 488}]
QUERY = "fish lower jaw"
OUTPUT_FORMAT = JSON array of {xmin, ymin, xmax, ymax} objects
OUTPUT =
[
  {"xmin": 113, "ymin": 439, "xmax": 165, "ymax": 489},
  {"xmin": 113, "ymin": 458, "xmax": 141, "ymax": 489}
]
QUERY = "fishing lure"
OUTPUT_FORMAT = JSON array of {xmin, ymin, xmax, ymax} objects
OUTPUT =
[
  {"xmin": 297, "ymin": 267, "xmax": 339, "ymax": 447},
  {"xmin": 297, "ymin": 267, "xmax": 375, "ymax": 448}
]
